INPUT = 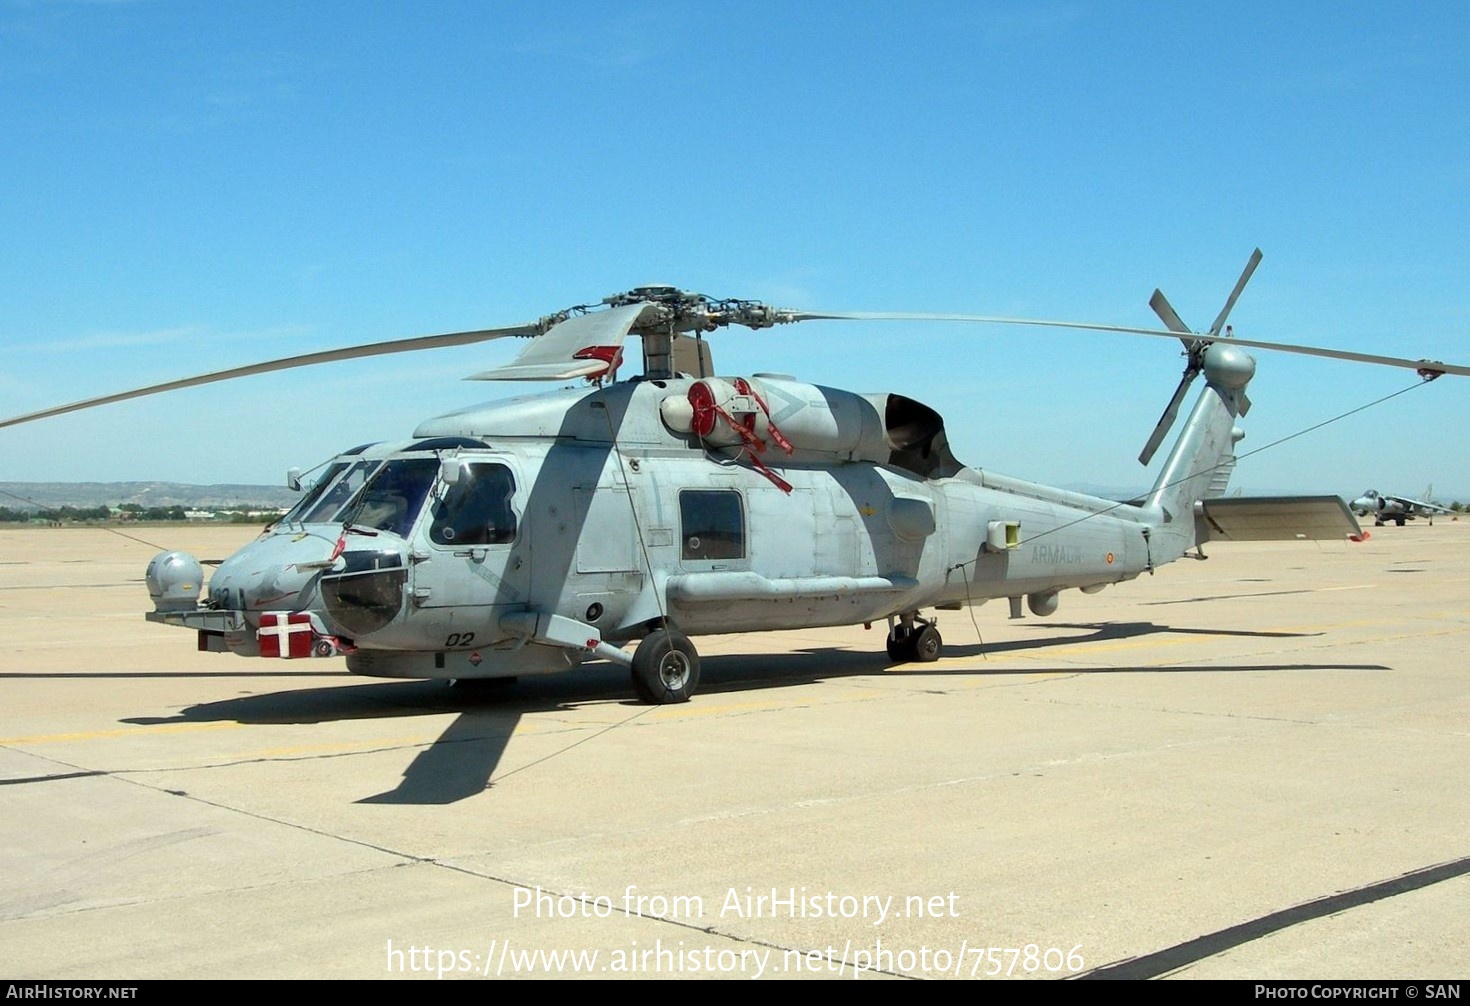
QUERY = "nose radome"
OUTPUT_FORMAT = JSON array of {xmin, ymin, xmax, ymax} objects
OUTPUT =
[{"xmin": 207, "ymin": 531, "xmax": 340, "ymax": 613}]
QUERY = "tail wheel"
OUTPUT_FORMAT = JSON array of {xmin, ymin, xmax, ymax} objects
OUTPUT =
[{"xmin": 631, "ymin": 628, "xmax": 700, "ymax": 704}]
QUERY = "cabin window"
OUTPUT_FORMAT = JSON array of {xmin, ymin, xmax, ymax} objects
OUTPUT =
[
  {"xmin": 680, "ymin": 490, "xmax": 744, "ymax": 560},
  {"xmin": 430, "ymin": 463, "xmax": 517, "ymax": 545}
]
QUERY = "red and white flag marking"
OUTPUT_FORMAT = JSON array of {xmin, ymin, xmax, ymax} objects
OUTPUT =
[{"xmin": 258, "ymin": 612, "xmax": 314, "ymax": 658}]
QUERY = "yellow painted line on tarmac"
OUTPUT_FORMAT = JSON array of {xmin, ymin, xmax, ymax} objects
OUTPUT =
[
  {"xmin": 1, "ymin": 721, "xmax": 241, "ymax": 745},
  {"xmin": 252, "ymin": 734, "xmax": 445, "ymax": 758}
]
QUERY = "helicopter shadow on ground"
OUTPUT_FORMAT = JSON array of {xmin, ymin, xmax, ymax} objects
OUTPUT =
[
  {"xmin": 120, "ymin": 663, "xmax": 639, "ymax": 805},
  {"xmin": 898, "ymin": 619, "xmax": 1388, "ymax": 675},
  {"xmin": 946, "ymin": 619, "xmax": 1325, "ymax": 657},
  {"xmin": 695, "ymin": 619, "xmax": 1387, "ymax": 693},
  {"xmin": 114, "ymin": 653, "xmax": 913, "ymax": 806},
  {"xmin": 1138, "ymin": 587, "xmax": 1344, "ymax": 606},
  {"xmin": 117, "ymin": 620, "xmax": 1384, "ymax": 805}
]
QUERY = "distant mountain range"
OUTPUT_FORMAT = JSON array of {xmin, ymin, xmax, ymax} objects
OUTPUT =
[{"xmin": 0, "ymin": 482, "xmax": 301, "ymax": 511}]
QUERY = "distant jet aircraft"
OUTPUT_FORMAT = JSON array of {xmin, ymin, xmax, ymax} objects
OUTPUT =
[{"xmin": 1350, "ymin": 488, "xmax": 1453, "ymax": 526}]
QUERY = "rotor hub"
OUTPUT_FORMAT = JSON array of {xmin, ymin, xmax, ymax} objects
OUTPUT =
[
  {"xmin": 1202, "ymin": 342, "xmax": 1256, "ymax": 390},
  {"xmin": 601, "ymin": 288, "xmax": 792, "ymax": 336}
]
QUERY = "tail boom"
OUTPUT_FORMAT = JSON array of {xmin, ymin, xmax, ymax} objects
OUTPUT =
[{"xmin": 1141, "ymin": 343, "xmax": 1255, "ymax": 563}]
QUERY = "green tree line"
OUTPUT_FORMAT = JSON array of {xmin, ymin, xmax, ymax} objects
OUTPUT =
[{"xmin": 0, "ymin": 504, "xmax": 280, "ymax": 523}]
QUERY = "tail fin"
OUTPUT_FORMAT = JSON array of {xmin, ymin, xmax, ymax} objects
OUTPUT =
[{"xmin": 1141, "ymin": 343, "xmax": 1255, "ymax": 564}]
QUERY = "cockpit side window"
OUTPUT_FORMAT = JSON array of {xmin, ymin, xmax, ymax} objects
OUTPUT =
[{"xmin": 430, "ymin": 463, "xmax": 517, "ymax": 545}]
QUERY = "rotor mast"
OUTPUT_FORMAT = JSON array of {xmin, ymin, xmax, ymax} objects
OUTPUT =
[{"xmin": 602, "ymin": 287, "xmax": 795, "ymax": 379}]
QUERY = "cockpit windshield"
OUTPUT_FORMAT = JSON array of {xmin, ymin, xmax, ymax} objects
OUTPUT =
[
  {"xmin": 280, "ymin": 461, "xmax": 349, "ymax": 524},
  {"xmin": 292, "ymin": 453, "xmax": 517, "ymax": 543},
  {"xmin": 347, "ymin": 458, "xmax": 439, "ymax": 538},
  {"xmin": 296, "ymin": 459, "xmax": 384, "ymax": 524}
]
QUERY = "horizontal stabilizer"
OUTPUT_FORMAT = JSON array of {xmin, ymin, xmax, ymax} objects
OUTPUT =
[{"xmin": 1196, "ymin": 496, "xmax": 1362, "ymax": 542}]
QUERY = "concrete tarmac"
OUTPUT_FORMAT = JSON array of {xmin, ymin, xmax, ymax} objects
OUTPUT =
[{"xmin": 1, "ymin": 522, "xmax": 1467, "ymax": 980}]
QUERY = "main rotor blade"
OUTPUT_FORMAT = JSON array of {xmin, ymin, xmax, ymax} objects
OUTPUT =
[
  {"xmin": 0, "ymin": 322, "xmax": 540, "ymax": 430},
  {"xmin": 467, "ymin": 303, "xmax": 649, "ymax": 382},
  {"xmin": 786, "ymin": 311, "xmax": 1470, "ymax": 377},
  {"xmin": 1138, "ymin": 367, "xmax": 1200, "ymax": 467},
  {"xmin": 1208, "ymin": 247, "xmax": 1264, "ymax": 336}
]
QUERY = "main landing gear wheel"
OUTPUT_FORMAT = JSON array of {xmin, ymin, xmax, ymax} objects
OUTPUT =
[
  {"xmin": 886, "ymin": 619, "xmax": 942, "ymax": 664},
  {"xmin": 886, "ymin": 634, "xmax": 909, "ymax": 661},
  {"xmin": 631, "ymin": 628, "xmax": 700, "ymax": 704},
  {"xmin": 911, "ymin": 624, "xmax": 942, "ymax": 662}
]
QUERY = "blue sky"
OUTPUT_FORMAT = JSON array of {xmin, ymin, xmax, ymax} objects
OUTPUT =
[{"xmin": 3, "ymin": 2, "xmax": 1468, "ymax": 499}]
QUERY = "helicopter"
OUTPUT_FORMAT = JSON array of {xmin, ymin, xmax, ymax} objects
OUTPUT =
[{"xmin": 6, "ymin": 251, "xmax": 1465, "ymax": 704}]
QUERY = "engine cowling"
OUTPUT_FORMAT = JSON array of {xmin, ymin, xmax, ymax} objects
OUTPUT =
[{"xmin": 660, "ymin": 375, "xmax": 963, "ymax": 478}]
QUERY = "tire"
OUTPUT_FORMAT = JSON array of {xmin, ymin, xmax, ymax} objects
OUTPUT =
[
  {"xmin": 1395, "ymin": 516, "xmax": 1407, "ymax": 527},
  {"xmin": 912, "ymin": 624, "xmax": 942, "ymax": 662},
  {"xmin": 631, "ymin": 629, "xmax": 700, "ymax": 704},
  {"xmin": 886, "ymin": 630, "xmax": 913, "ymax": 663}
]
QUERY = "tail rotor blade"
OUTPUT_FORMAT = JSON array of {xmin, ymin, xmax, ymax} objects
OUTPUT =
[
  {"xmin": 1149, "ymin": 289, "xmax": 1191, "ymax": 335},
  {"xmin": 1139, "ymin": 367, "xmax": 1200, "ymax": 466},
  {"xmin": 1208, "ymin": 247, "xmax": 1264, "ymax": 336}
]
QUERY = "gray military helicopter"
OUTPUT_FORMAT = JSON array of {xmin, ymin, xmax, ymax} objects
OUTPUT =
[{"xmin": 6, "ymin": 251, "xmax": 1465, "ymax": 703}]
